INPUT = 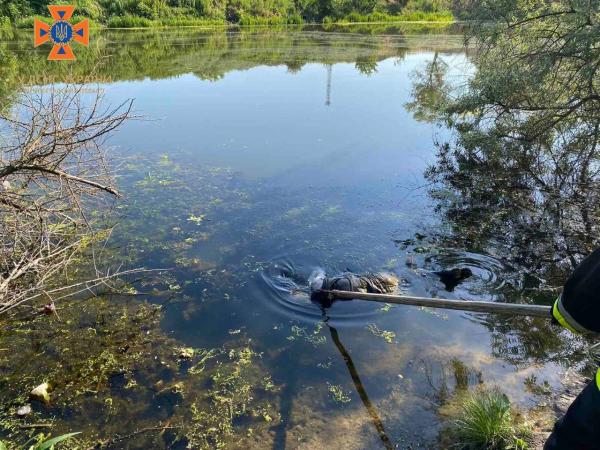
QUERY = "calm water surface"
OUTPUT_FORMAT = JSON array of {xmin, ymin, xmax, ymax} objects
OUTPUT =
[{"xmin": 3, "ymin": 27, "xmax": 575, "ymax": 448}]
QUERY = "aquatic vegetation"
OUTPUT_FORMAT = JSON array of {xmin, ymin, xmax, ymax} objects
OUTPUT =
[
  {"xmin": 378, "ymin": 303, "xmax": 396, "ymax": 313},
  {"xmin": 523, "ymin": 375, "xmax": 552, "ymax": 397},
  {"xmin": 287, "ymin": 323, "xmax": 327, "ymax": 347},
  {"xmin": 188, "ymin": 348, "xmax": 221, "ymax": 375},
  {"xmin": 185, "ymin": 347, "xmax": 278, "ymax": 448},
  {"xmin": 187, "ymin": 214, "xmax": 206, "ymax": 225},
  {"xmin": 135, "ymin": 173, "xmax": 176, "ymax": 187},
  {"xmin": 1, "ymin": 432, "xmax": 82, "ymax": 450},
  {"xmin": 176, "ymin": 347, "xmax": 195, "ymax": 360},
  {"xmin": 0, "ymin": 295, "xmax": 278, "ymax": 449},
  {"xmin": 367, "ymin": 324, "xmax": 396, "ymax": 344},
  {"xmin": 0, "ymin": 298, "xmax": 161, "ymax": 445},
  {"xmin": 445, "ymin": 388, "xmax": 531, "ymax": 450},
  {"xmin": 327, "ymin": 383, "xmax": 352, "ymax": 404}
]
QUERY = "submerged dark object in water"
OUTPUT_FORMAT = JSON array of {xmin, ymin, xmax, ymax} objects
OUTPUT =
[
  {"xmin": 434, "ymin": 267, "xmax": 472, "ymax": 292},
  {"xmin": 310, "ymin": 271, "xmax": 398, "ymax": 307}
]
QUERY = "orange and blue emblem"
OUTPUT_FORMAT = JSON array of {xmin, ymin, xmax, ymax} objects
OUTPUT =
[{"xmin": 34, "ymin": 5, "xmax": 89, "ymax": 61}]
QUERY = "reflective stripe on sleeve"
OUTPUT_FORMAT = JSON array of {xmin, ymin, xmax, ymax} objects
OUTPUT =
[
  {"xmin": 553, "ymin": 295, "xmax": 589, "ymax": 334},
  {"xmin": 553, "ymin": 298, "xmax": 578, "ymax": 334}
]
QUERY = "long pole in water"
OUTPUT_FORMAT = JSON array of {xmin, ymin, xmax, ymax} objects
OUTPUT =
[{"xmin": 320, "ymin": 290, "xmax": 551, "ymax": 318}]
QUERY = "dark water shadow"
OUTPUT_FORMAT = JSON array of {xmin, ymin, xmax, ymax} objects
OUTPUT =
[
  {"xmin": 325, "ymin": 313, "xmax": 393, "ymax": 450},
  {"xmin": 271, "ymin": 351, "xmax": 298, "ymax": 450}
]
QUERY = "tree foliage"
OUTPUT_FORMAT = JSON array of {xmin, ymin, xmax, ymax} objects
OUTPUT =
[{"xmin": 0, "ymin": 0, "xmax": 456, "ymax": 23}]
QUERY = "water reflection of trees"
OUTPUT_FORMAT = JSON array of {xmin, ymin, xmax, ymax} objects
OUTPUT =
[
  {"xmin": 1, "ymin": 26, "xmax": 462, "ymax": 90},
  {"xmin": 410, "ymin": 13, "xmax": 600, "ymax": 288},
  {"xmin": 408, "ymin": 1, "xmax": 600, "ymax": 367}
]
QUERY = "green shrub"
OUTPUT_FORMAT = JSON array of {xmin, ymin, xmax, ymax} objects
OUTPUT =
[
  {"xmin": 0, "ymin": 0, "xmax": 30, "ymax": 22},
  {"xmin": 287, "ymin": 13, "xmax": 303, "ymax": 24},
  {"xmin": 75, "ymin": 0, "xmax": 104, "ymax": 20},
  {"xmin": 107, "ymin": 14, "xmax": 153, "ymax": 27},
  {"xmin": 238, "ymin": 14, "xmax": 288, "ymax": 25},
  {"xmin": 402, "ymin": 0, "xmax": 449, "ymax": 14},
  {"xmin": 451, "ymin": 388, "xmax": 530, "ymax": 450},
  {"xmin": 16, "ymin": 15, "xmax": 52, "ymax": 28},
  {"xmin": 0, "ymin": 16, "xmax": 11, "ymax": 29},
  {"xmin": 193, "ymin": 0, "xmax": 227, "ymax": 20}
]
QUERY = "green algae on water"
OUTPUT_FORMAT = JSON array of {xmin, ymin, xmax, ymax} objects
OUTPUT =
[{"xmin": 0, "ymin": 295, "xmax": 278, "ymax": 449}]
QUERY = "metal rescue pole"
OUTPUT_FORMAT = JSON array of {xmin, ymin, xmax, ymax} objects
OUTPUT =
[{"xmin": 320, "ymin": 290, "xmax": 551, "ymax": 318}]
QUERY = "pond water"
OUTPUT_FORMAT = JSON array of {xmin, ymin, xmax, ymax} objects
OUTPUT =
[{"xmin": 1, "ymin": 26, "xmax": 584, "ymax": 449}]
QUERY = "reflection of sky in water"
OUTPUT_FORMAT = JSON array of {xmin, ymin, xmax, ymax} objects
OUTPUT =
[
  {"xmin": 108, "ymin": 55, "xmax": 455, "ymax": 180},
  {"xmin": 97, "ymin": 48, "xmax": 563, "ymax": 447}
]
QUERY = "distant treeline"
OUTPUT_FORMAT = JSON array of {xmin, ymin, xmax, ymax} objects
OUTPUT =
[{"xmin": 0, "ymin": 0, "xmax": 474, "ymax": 27}]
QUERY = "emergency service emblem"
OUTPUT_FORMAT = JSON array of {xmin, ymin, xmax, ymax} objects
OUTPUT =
[{"xmin": 34, "ymin": 5, "xmax": 89, "ymax": 61}]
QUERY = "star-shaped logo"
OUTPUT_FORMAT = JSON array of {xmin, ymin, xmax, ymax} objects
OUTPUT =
[{"xmin": 34, "ymin": 5, "xmax": 89, "ymax": 61}]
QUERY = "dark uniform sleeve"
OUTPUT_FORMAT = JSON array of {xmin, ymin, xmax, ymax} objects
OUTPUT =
[
  {"xmin": 552, "ymin": 247, "xmax": 600, "ymax": 334},
  {"xmin": 544, "ymin": 373, "xmax": 600, "ymax": 450},
  {"xmin": 545, "ymin": 248, "xmax": 600, "ymax": 450}
]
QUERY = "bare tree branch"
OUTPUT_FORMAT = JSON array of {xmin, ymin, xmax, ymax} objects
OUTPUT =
[{"xmin": 0, "ymin": 85, "xmax": 137, "ymax": 315}]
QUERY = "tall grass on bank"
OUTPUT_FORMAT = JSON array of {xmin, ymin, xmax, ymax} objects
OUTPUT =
[
  {"xmin": 238, "ymin": 14, "xmax": 303, "ymax": 26},
  {"xmin": 107, "ymin": 14, "xmax": 302, "ymax": 28},
  {"xmin": 333, "ymin": 10, "xmax": 454, "ymax": 24},
  {"xmin": 106, "ymin": 15, "xmax": 153, "ymax": 28},
  {"xmin": 450, "ymin": 388, "xmax": 530, "ymax": 450},
  {"xmin": 107, "ymin": 15, "xmax": 225, "ymax": 28}
]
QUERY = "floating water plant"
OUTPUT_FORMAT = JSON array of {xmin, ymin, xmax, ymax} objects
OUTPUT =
[
  {"xmin": 379, "ymin": 303, "xmax": 395, "ymax": 313},
  {"xmin": 367, "ymin": 324, "xmax": 396, "ymax": 344},
  {"xmin": 327, "ymin": 383, "xmax": 352, "ymax": 404},
  {"xmin": 187, "ymin": 214, "xmax": 206, "ymax": 225},
  {"xmin": 287, "ymin": 323, "xmax": 327, "ymax": 347}
]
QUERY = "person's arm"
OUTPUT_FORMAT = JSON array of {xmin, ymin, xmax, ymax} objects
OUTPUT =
[
  {"xmin": 552, "ymin": 247, "xmax": 600, "ymax": 334},
  {"xmin": 544, "ymin": 248, "xmax": 600, "ymax": 450}
]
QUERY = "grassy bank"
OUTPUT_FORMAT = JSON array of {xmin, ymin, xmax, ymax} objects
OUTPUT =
[{"xmin": 331, "ymin": 10, "xmax": 453, "ymax": 24}]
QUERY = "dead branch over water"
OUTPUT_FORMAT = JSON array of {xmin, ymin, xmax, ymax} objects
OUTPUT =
[{"xmin": 0, "ymin": 85, "xmax": 135, "ymax": 315}]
